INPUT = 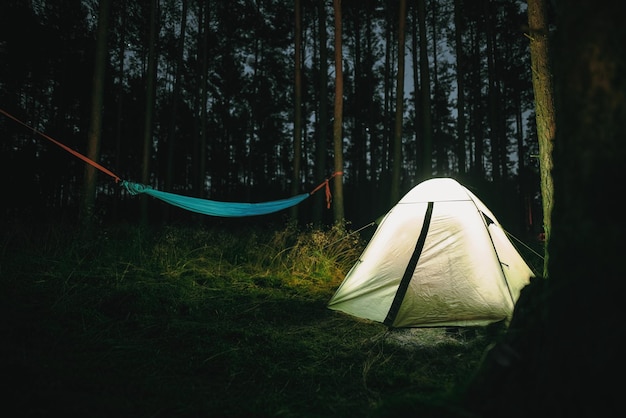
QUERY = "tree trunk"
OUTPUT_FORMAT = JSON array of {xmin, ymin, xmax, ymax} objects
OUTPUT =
[
  {"xmin": 528, "ymin": 0, "xmax": 555, "ymax": 277},
  {"xmin": 140, "ymin": 0, "xmax": 159, "ymax": 225},
  {"xmin": 332, "ymin": 0, "xmax": 344, "ymax": 224},
  {"xmin": 291, "ymin": 0, "xmax": 303, "ymax": 221},
  {"xmin": 313, "ymin": 0, "xmax": 329, "ymax": 225},
  {"xmin": 351, "ymin": 5, "xmax": 367, "ymax": 204},
  {"xmin": 461, "ymin": 1, "xmax": 624, "ymax": 416},
  {"xmin": 453, "ymin": 0, "xmax": 466, "ymax": 176},
  {"xmin": 81, "ymin": 0, "xmax": 111, "ymax": 231},
  {"xmin": 431, "ymin": 0, "xmax": 445, "ymax": 176},
  {"xmin": 411, "ymin": 2, "xmax": 421, "ymax": 182},
  {"xmin": 197, "ymin": 1, "xmax": 210, "ymax": 202},
  {"xmin": 485, "ymin": 0, "xmax": 502, "ymax": 182},
  {"xmin": 390, "ymin": 0, "xmax": 406, "ymax": 204},
  {"xmin": 163, "ymin": 0, "xmax": 187, "ymax": 221},
  {"xmin": 417, "ymin": 0, "xmax": 432, "ymax": 180},
  {"xmin": 470, "ymin": 10, "xmax": 484, "ymax": 178},
  {"xmin": 113, "ymin": 0, "xmax": 127, "ymax": 221},
  {"xmin": 382, "ymin": 5, "xmax": 392, "ymax": 180}
]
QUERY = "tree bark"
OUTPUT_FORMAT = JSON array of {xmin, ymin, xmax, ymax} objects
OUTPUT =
[
  {"xmin": 390, "ymin": 0, "xmax": 406, "ymax": 204},
  {"xmin": 332, "ymin": 0, "xmax": 344, "ymax": 224},
  {"xmin": 291, "ymin": 0, "xmax": 303, "ymax": 220},
  {"xmin": 313, "ymin": 0, "xmax": 329, "ymax": 225},
  {"xmin": 140, "ymin": 0, "xmax": 159, "ymax": 225},
  {"xmin": 81, "ymin": 0, "xmax": 111, "ymax": 231},
  {"xmin": 528, "ymin": 0, "xmax": 555, "ymax": 277},
  {"xmin": 461, "ymin": 1, "xmax": 624, "ymax": 416},
  {"xmin": 196, "ymin": 0, "xmax": 210, "ymax": 204},
  {"xmin": 485, "ymin": 0, "xmax": 502, "ymax": 182},
  {"xmin": 453, "ymin": 0, "xmax": 466, "ymax": 176},
  {"xmin": 163, "ymin": 0, "xmax": 187, "ymax": 221},
  {"xmin": 416, "ymin": 0, "xmax": 432, "ymax": 180}
]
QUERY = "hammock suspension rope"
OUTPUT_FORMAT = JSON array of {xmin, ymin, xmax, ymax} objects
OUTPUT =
[{"xmin": 1, "ymin": 108, "xmax": 341, "ymax": 217}]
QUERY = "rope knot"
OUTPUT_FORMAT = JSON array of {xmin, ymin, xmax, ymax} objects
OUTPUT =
[{"xmin": 309, "ymin": 171, "xmax": 343, "ymax": 209}]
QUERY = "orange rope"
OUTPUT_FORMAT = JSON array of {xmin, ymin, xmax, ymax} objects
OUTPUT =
[
  {"xmin": 0, "ymin": 109, "xmax": 122, "ymax": 183},
  {"xmin": 2, "ymin": 108, "xmax": 343, "ymax": 204},
  {"xmin": 309, "ymin": 171, "xmax": 343, "ymax": 208}
]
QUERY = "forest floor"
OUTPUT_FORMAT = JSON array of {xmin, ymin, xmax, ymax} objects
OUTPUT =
[{"xmin": 1, "ymin": 221, "xmax": 503, "ymax": 417}]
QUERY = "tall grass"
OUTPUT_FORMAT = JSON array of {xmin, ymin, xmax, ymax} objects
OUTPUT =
[{"xmin": 1, "ymin": 221, "xmax": 499, "ymax": 417}]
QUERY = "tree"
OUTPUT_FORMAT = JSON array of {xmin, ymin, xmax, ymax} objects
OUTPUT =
[
  {"xmin": 80, "ymin": 0, "xmax": 111, "ymax": 231},
  {"xmin": 459, "ymin": 1, "xmax": 623, "ymax": 416},
  {"xmin": 196, "ymin": 1, "xmax": 209, "ymax": 201},
  {"xmin": 111, "ymin": 0, "xmax": 128, "ymax": 221},
  {"xmin": 416, "ymin": 0, "xmax": 433, "ymax": 180},
  {"xmin": 140, "ymin": 0, "xmax": 159, "ymax": 225},
  {"xmin": 313, "ymin": 0, "xmax": 329, "ymax": 225},
  {"xmin": 485, "ymin": 0, "xmax": 504, "ymax": 182},
  {"xmin": 162, "ymin": 0, "xmax": 188, "ymax": 221},
  {"xmin": 527, "ymin": 0, "xmax": 555, "ymax": 277},
  {"xmin": 453, "ymin": 0, "xmax": 467, "ymax": 176},
  {"xmin": 390, "ymin": 0, "xmax": 406, "ymax": 205},
  {"xmin": 1, "ymin": 0, "xmax": 538, "ymax": 226},
  {"xmin": 291, "ymin": 0, "xmax": 303, "ymax": 220},
  {"xmin": 332, "ymin": 0, "xmax": 345, "ymax": 224}
]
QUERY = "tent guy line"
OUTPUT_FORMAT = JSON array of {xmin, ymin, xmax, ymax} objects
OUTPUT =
[{"xmin": 1, "ymin": 108, "xmax": 341, "ymax": 217}]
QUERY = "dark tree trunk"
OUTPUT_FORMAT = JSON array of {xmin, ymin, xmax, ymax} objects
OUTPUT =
[
  {"xmin": 460, "ymin": 1, "xmax": 624, "ymax": 417},
  {"xmin": 291, "ymin": 0, "xmax": 303, "ymax": 220},
  {"xmin": 313, "ymin": 0, "xmax": 329, "ymax": 225},
  {"xmin": 81, "ymin": 0, "xmax": 111, "ymax": 231},
  {"xmin": 140, "ymin": 0, "xmax": 158, "ymax": 225},
  {"xmin": 454, "ymin": 0, "xmax": 466, "ymax": 176},
  {"xmin": 390, "ymin": 0, "xmax": 406, "ymax": 204},
  {"xmin": 332, "ymin": 0, "xmax": 344, "ymax": 224},
  {"xmin": 416, "ymin": 0, "xmax": 432, "ymax": 180},
  {"xmin": 162, "ymin": 0, "xmax": 187, "ymax": 222}
]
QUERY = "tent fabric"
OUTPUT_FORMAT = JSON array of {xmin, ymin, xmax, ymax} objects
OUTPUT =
[
  {"xmin": 122, "ymin": 181, "xmax": 309, "ymax": 217},
  {"xmin": 327, "ymin": 177, "xmax": 534, "ymax": 328}
]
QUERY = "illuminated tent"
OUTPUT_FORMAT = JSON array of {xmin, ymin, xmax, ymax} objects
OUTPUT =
[{"xmin": 328, "ymin": 177, "xmax": 535, "ymax": 328}]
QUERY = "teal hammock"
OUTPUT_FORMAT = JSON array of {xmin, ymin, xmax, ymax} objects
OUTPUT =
[
  {"xmin": 0, "ymin": 109, "xmax": 341, "ymax": 218},
  {"xmin": 122, "ymin": 181, "xmax": 310, "ymax": 217}
]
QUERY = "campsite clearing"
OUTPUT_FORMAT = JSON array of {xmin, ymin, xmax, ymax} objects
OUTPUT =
[{"xmin": 1, "ymin": 222, "xmax": 503, "ymax": 417}]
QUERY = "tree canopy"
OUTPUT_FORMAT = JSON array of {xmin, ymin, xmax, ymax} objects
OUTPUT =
[{"xmin": 0, "ymin": 0, "xmax": 540, "ymax": 232}]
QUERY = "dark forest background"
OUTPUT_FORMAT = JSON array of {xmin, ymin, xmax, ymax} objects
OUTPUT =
[
  {"xmin": 0, "ymin": 0, "xmax": 543, "ymax": 237},
  {"xmin": 2, "ymin": 2, "xmax": 624, "ymax": 416}
]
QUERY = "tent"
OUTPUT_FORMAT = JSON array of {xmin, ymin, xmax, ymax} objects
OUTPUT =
[{"xmin": 327, "ymin": 177, "xmax": 535, "ymax": 328}]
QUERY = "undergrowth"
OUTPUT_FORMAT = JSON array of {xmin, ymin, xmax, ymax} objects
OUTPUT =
[{"xmin": 1, "ymin": 221, "xmax": 499, "ymax": 417}]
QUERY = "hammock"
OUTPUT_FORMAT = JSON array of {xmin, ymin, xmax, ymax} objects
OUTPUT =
[
  {"xmin": 122, "ymin": 181, "xmax": 310, "ymax": 217},
  {"xmin": 1, "ymin": 108, "xmax": 341, "ymax": 218}
]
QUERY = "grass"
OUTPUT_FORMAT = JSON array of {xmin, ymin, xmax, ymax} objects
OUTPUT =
[{"xmin": 1, "ymin": 220, "xmax": 502, "ymax": 417}]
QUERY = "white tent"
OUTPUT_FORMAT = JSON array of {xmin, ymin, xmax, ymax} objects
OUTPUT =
[{"xmin": 328, "ymin": 178, "xmax": 535, "ymax": 328}]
